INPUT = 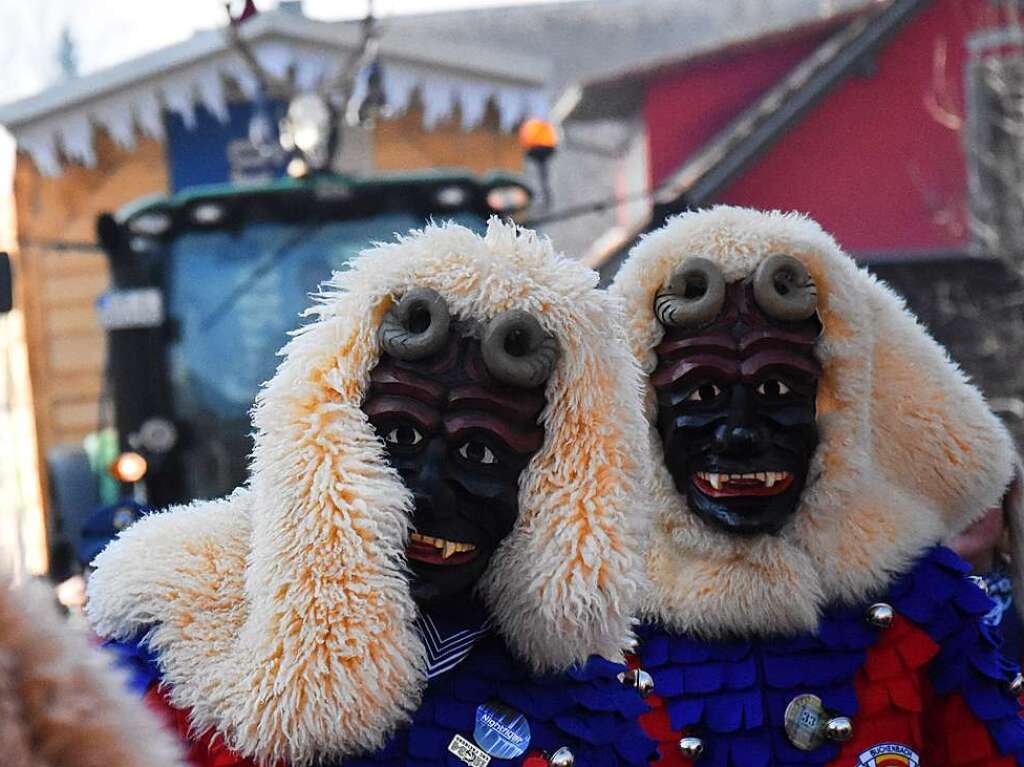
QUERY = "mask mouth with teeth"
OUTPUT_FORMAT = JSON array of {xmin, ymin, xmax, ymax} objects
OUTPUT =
[
  {"xmin": 652, "ymin": 255, "xmax": 822, "ymax": 536},
  {"xmin": 363, "ymin": 289, "xmax": 555, "ymax": 617}
]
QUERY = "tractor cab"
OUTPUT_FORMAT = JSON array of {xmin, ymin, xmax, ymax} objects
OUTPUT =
[{"xmin": 90, "ymin": 170, "xmax": 530, "ymax": 511}]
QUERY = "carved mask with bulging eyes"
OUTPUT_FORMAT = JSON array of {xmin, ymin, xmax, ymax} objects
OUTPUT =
[
  {"xmin": 652, "ymin": 255, "xmax": 822, "ymax": 536},
  {"xmin": 362, "ymin": 289, "xmax": 557, "ymax": 619}
]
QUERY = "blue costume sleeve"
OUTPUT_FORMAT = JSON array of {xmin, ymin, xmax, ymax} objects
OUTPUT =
[
  {"xmin": 103, "ymin": 631, "xmax": 162, "ymax": 696},
  {"xmin": 890, "ymin": 546, "xmax": 1024, "ymax": 763}
]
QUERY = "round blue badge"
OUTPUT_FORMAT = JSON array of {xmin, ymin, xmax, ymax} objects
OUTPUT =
[{"xmin": 473, "ymin": 700, "xmax": 531, "ymax": 759}]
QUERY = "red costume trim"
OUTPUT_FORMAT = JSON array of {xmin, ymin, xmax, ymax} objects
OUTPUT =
[{"xmin": 143, "ymin": 684, "xmax": 259, "ymax": 767}]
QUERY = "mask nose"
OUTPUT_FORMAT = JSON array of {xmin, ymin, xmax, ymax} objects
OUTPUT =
[
  {"xmin": 410, "ymin": 437, "xmax": 454, "ymax": 527},
  {"xmin": 712, "ymin": 385, "xmax": 763, "ymax": 457},
  {"xmin": 714, "ymin": 424, "xmax": 761, "ymax": 456}
]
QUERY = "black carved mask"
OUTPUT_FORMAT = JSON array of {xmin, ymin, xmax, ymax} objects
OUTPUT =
[
  {"xmin": 652, "ymin": 256, "xmax": 821, "ymax": 536},
  {"xmin": 362, "ymin": 289, "xmax": 556, "ymax": 619}
]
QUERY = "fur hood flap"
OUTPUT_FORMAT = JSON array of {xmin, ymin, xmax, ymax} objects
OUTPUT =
[
  {"xmin": 611, "ymin": 206, "xmax": 1014, "ymax": 638},
  {"xmin": 88, "ymin": 219, "xmax": 650, "ymax": 765}
]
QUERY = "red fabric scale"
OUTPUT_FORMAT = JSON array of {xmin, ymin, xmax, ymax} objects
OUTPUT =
[
  {"xmin": 628, "ymin": 655, "xmax": 691, "ymax": 767},
  {"xmin": 833, "ymin": 616, "xmax": 1017, "ymax": 767},
  {"xmin": 522, "ymin": 751, "xmax": 552, "ymax": 767},
  {"xmin": 921, "ymin": 692, "xmax": 1018, "ymax": 767},
  {"xmin": 829, "ymin": 616, "xmax": 934, "ymax": 763},
  {"xmin": 143, "ymin": 685, "xmax": 260, "ymax": 767}
]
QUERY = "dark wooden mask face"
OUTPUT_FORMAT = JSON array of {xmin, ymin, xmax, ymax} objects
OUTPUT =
[
  {"xmin": 653, "ymin": 282, "xmax": 821, "ymax": 536},
  {"xmin": 362, "ymin": 323, "xmax": 547, "ymax": 618}
]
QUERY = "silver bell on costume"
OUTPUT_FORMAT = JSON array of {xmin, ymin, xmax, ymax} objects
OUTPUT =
[
  {"xmin": 618, "ymin": 668, "xmax": 655, "ymax": 696},
  {"xmin": 866, "ymin": 602, "xmax": 895, "ymax": 629},
  {"xmin": 548, "ymin": 746, "xmax": 574, "ymax": 767},
  {"xmin": 678, "ymin": 736, "xmax": 704, "ymax": 759},
  {"xmin": 824, "ymin": 717, "xmax": 854, "ymax": 743}
]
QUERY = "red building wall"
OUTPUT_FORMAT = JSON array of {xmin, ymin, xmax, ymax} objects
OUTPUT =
[
  {"xmin": 646, "ymin": 31, "xmax": 829, "ymax": 190},
  {"xmin": 644, "ymin": 0, "xmax": 1005, "ymax": 254}
]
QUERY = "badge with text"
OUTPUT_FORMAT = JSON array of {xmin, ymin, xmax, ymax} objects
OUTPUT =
[
  {"xmin": 448, "ymin": 734, "xmax": 491, "ymax": 767},
  {"xmin": 473, "ymin": 700, "xmax": 532, "ymax": 759},
  {"xmin": 857, "ymin": 743, "xmax": 920, "ymax": 767},
  {"xmin": 783, "ymin": 693, "xmax": 827, "ymax": 750}
]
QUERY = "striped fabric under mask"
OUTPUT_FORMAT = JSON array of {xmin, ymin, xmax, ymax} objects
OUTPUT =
[{"xmin": 414, "ymin": 612, "xmax": 490, "ymax": 679}]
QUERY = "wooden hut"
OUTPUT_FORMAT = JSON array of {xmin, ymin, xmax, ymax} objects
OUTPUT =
[{"xmin": 0, "ymin": 5, "xmax": 547, "ymax": 573}]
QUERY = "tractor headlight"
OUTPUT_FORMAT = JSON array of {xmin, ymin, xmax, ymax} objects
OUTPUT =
[{"xmin": 486, "ymin": 184, "xmax": 532, "ymax": 214}]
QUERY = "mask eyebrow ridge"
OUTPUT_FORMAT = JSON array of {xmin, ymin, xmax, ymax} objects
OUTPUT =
[
  {"xmin": 363, "ymin": 395, "xmax": 441, "ymax": 431},
  {"xmin": 740, "ymin": 351, "xmax": 821, "ymax": 381},
  {"xmin": 656, "ymin": 331, "xmax": 737, "ymax": 362},
  {"xmin": 444, "ymin": 413, "xmax": 545, "ymax": 454},
  {"xmin": 738, "ymin": 329, "xmax": 818, "ymax": 355},
  {"xmin": 369, "ymin": 365, "xmax": 446, "ymax": 406},
  {"xmin": 447, "ymin": 384, "xmax": 546, "ymax": 421},
  {"xmin": 652, "ymin": 355, "xmax": 740, "ymax": 389}
]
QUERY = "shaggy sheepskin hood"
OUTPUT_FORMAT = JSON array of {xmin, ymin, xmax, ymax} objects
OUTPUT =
[
  {"xmin": 611, "ymin": 206, "xmax": 1015, "ymax": 639},
  {"xmin": 87, "ymin": 219, "xmax": 649, "ymax": 766},
  {"xmin": 0, "ymin": 576, "xmax": 184, "ymax": 767}
]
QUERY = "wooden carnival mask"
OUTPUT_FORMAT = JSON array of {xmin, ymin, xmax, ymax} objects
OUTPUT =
[
  {"xmin": 362, "ymin": 288, "xmax": 556, "ymax": 617},
  {"xmin": 652, "ymin": 255, "xmax": 822, "ymax": 535}
]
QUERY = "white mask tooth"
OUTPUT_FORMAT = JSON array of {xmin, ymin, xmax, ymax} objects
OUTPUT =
[
  {"xmin": 765, "ymin": 473, "xmax": 777, "ymax": 488},
  {"xmin": 709, "ymin": 473, "xmax": 722, "ymax": 490}
]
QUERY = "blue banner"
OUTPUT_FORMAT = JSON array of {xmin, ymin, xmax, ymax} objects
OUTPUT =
[{"xmin": 164, "ymin": 100, "xmax": 288, "ymax": 192}]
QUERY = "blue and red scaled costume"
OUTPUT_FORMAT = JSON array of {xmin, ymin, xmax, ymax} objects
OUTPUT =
[
  {"xmin": 633, "ymin": 547, "xmax": 1024, "ymax": 766},
  {"xmin": 109, "ymin": 623, "xmax": 657, "ymax": 767}
]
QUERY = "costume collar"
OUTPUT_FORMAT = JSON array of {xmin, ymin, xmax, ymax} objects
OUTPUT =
[{"xmin": 414, "ymin": 611, "xmax": 490, "ymax": 680}]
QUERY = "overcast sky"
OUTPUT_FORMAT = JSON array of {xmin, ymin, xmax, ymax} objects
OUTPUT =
[{"xmin": 0, "ymin": 0, "xmax": 573, "ymax": 104}]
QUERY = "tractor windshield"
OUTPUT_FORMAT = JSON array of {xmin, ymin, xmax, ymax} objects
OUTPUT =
[{"xmin": 163, "ymin": 210, "xmax": 485, "ymax": 501}]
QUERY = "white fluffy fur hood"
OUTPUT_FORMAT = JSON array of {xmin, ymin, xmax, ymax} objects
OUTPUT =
[
  {"xmin": 87, "ymin": 219, "xmax": 649, "ymax": 766},
  {"xmin": 611, "ymin": 206, "xmax": 1014, "ymax": 639}
]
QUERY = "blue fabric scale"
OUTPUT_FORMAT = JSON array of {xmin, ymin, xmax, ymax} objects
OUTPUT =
[
  {"xmin": 345, "ymin": 634, "xmax": 655, "ymax": 767},
  {"xmin": 107, "ymin": 630, "xmax": 656, "ymax": 767},
  {"xmin": 105, "ymin": 634, "xmax": 163, "ymax": 695},
  {"xmin": 636, "ymin": 546, "xmax": 1024, "ymax": 767}
]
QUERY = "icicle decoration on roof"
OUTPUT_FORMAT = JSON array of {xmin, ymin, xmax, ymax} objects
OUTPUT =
[{"xmin": 3, "ymin": 35, "xmax": 548, "ymax": 177}]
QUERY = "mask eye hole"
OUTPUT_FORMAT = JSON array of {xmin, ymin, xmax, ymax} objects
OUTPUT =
[
  {"xmin": 458, "ymin": 441, "xmax": 497, "ymax": 465},
  {"xmin": 755, "ymin": 380, "xmax": 791, "ymax": 400},
  {"xmin": 686, "ymin": 383, "xmax": 722, "ymax": 403},
  {"xmin": 385, "ymin": 426, "xmax": 423, "ymax": 447}
]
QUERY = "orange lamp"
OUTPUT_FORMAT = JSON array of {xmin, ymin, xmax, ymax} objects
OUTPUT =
[
  {"xmin": 519, "ymin": 118, "xmax": 558, "ymax": 162},
  {"xmin": 110, "ymin": 451, "xmax": 148, "ymax": 484}
]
